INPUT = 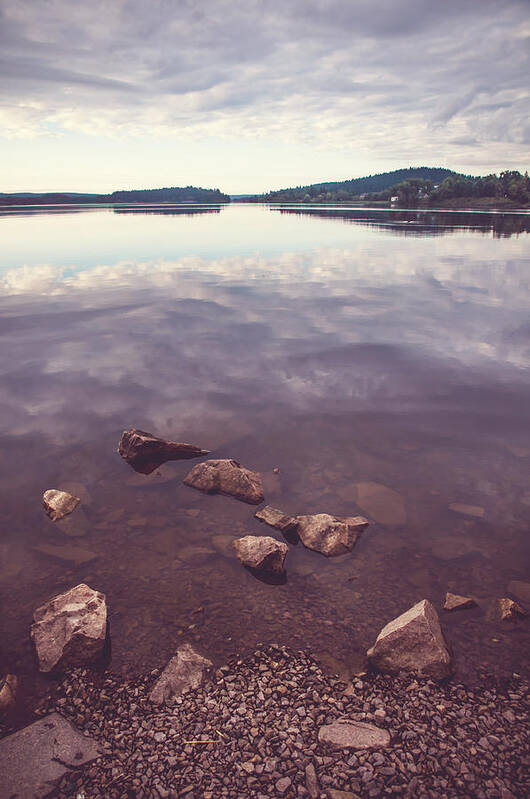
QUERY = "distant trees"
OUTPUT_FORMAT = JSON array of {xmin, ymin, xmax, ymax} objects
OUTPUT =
[{"xmin": 429, "ymin": 171, "xmax": 529, "ymax": 205}]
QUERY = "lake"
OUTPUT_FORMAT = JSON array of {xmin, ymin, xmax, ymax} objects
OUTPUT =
[{"xmin": 1, "ymin": 203, "xmax": 529, "ymax": 713}]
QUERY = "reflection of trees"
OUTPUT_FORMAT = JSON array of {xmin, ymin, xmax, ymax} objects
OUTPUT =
[
  {"xmin": 112, "ymin": 205, "xmax": 223, "ymax": 217},
  {"xmin": 275, "ymin": 207, "xmax": 530, "ymax": 238}
]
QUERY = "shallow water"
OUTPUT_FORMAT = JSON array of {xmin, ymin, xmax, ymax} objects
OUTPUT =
[{"xmin": 1, "ymin": 203, "xmax": 529, "ymax": 706}]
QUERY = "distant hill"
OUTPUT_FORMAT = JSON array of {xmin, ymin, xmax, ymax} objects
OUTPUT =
[
  {"xmin": 0, "ymin": 185, "xmax": 230, "ymax": 205},
  {"xmin": 249, "ymin": 167, "xmax": 460, "ymax": 202}
]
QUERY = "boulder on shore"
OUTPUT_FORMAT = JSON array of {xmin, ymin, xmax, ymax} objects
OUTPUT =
[
  {"xmin": 233, "ymin": 535, "xmax": 288, "ymax": 573},
  {"xmin": 255, "ymin": 505, "xmax": 298, "ymax": 533},
  {"xmin": 42, "ymin": 489, "xmax": 80, "ymax": 521},
  {"xmin": 118, "ymin": 428, "xmax": 209, "ymax": 474},
  {"xmin": 149, "ymin": 643, "xmax": 212, "ymax": 705},
  {"xmin": 30, "ymin": 583, "xmax": 107, "ymax": 673},
  {"xmin": 318, "ymin": 720, "xmax": 390, "ymax": 749},
  {"xmin": 184, "ymin": 458, "xmax": 264, "ymax": 504},
  {"xmin": 443, "ymin": 592, "xmax": 477, "ymax": 612},
  {"xmin": 367, "ymin": 599, "xmax": 452, "ymax": 680},
  {"xmin": 295, "ymin": 513, "xmax": 369, "ymax": 557}
]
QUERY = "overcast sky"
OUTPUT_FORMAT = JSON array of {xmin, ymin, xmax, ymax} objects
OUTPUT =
[{"xmin": 1, "ymin": 0, "xmax": 529, "ymax": 193}]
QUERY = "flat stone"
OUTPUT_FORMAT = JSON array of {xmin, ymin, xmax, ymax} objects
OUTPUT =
[
  {"xmin": 295, "ymin": 513, "xmax": 368, "ymax": 557},
  {"xmin": 443, "ymin": 592, "xmax": 477, "ymax": 612},
  {"xmin": 32, "ymin": 543, "xmax": 97, "ymax": 565},
  {"xmin": 327, "ymin": 790, "xmax": 357, "ymax": 799},
  {"xmin": 233, "ymin": 535, "xmax": 288, "ymax": 573},
  {"xmin": 318, "ymin": 720, "xmax": 390, "ymax": 749},
  {"xmin": 118, "ymin": 428, "xmax": 208, "ymax": 475},
  {"xmin": 367, "ymin": 599, "xmax": 452, "ymax": 680},
  {"xmin": 184, "ymin": 458, "xmax": 264, "ymax": 504},
  {"xmin": 507, "ymin": 580, "xmax": 530, "ymax": 603},
  {"xmin": 255, "ymin": 505, "xmax": 297, "ymax": 533},
  {"xmin": 30, "ymin": 583, "xmax": 107, "ymax": 673},
  {"xmin": 448, "ymin": 502, "xmax": 485, "ymax": 518},
  {"xmin": 42, "ymin": 489, "xmax": 80, "ymax": 521},
  {"xmin": 353, "ymin": 481, "xmax": 406, "ymax": 525},
  {"xmin": 0, "ymin": 712, "xmax": 99, "ymax": 799},
  {"xmin": 149, "ymin": 643, "xmax": 212, "ymax": 705},
  {"xmin": 305, "ymin": 762, "xmax": 319, "ymax": 798},
  {"xmin": 276, "ymin": 777, "xmax": 291, "ymax": 793}
]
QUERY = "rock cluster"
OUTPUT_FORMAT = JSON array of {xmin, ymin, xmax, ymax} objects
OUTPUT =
[
  {"xmin": 118, "ymin": 428, "xmax": 209, "ymax": 474},
  {"xmin": 30, "ymin": 583, "xmax": 107, "ymax": 673},
  {"xmin": 184, "ymin": 458, "xmax": 264, "ymax": 504},
  {"xmin": 38, "ymin": 644, "xmax": 528, "ymax": 799}
]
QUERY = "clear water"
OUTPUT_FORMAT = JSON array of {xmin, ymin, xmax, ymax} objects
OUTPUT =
[{"xmin": 1, "ymin": 203, "xmax": 529, "ymax": 709}]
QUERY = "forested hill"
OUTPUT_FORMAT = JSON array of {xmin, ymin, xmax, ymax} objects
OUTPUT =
[
  {"xmin": 251, "ymin": 167, "xmax": 459, "ymax": 202},
  {"xmin": 0, "ymin": 185, "xmax": 230, "ymax": 205}
]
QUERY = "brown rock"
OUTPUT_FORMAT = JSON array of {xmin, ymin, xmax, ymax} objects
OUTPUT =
[
  {"xmin": 367, "ymin": 599, "xmax": 452, "ymax": 680},
  {"xmin": 42, "ymin": 489, "xmax": 80, "ymax": 521},
  {"xmin": 295, "ymin": 513, "xmax": 368, "ymax": 557},
  {"xmin": 305, "ymin": 763, "xmax": 319, "ymax": 798},
  {"xmin": 233, "ymin": 535, "xmax": 288, "ymax": 573},
  {"xmin": 30, "ymin": 583, "xmax": 107, "ymax": 673},
  {"xmin": 254, "ymin": 505, "xmax": 297, "ymax": 533},
  {"xmin": 118, "ymin": 428, "xmax": 209, "ymax": 475},
  {"xmin": 0, "ymin": 674, "xmax": 17, "ymax": 712},
  {"xmin": 499, "ymin": 597, "xmax": 527, "ymax": 621},
  {"xmin": 318, "ymin": 720, "xmax": 390, "ymax": 749},
  {"xmin": 183, "ymin": 458, "xmax": 264, "ymax": 504},
  {"xmin": 149, "ymin": 643, "xmax": 212, "ymax": 705},
  {"xmin": 443, "ymin": 592, "xmax": 477, "ymax": 612}
]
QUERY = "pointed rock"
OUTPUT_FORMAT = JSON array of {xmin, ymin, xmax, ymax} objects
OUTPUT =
[
  {"xmin": 295, "ymin": 513, "xmax": 368, "ymax": 557},
  {"xmin": 184, "ymin": 458, "xmax": 264, "ymax": 504},
  {"xmin": 443, "ymin": 592, "xmax": 477, "ymax": 612},
  {"xmin": 0, "ymin": 712, "xmax": 99, "ymax": 799},
  {"xmin": 42, "ymin": 489, "xmax": 80, "ymax": 521},
  {"xmin": 149, "ymin": 643, "xmax": 212, "ymax": 705},
  {"xmin": 255, "ymin": 505, "xmax": 297, "ymax": 533},
  {"xmin": 367, "ymin": 599, "xmax": 452, "ymax": 680},
  {"xmin": 499, "ymin": 597, "xmax": 527, "ymax": 621},
  {"xmin": 233, "ymin": 535, "xmax": 288, "ymax": 573},
  {"xmin": 118, "ymin": 428, "xmax": 209, "ymax": 475},
  {"xmin": 318, "ymin": 720, "xmax": 390, "ymax": 749},
  {"xmin": 30, "ymin": 583, "xmax": 107, "ymax": 672}
]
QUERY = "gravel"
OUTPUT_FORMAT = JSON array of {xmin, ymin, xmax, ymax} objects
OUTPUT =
[{"xmin": 21, "ymin": 645, "xmax": 530, "ymax": 798}]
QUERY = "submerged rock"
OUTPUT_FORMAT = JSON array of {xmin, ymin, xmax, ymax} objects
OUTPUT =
[
  {"xmin": 295, "ymin": 513, "xmax": 368, "ymax": 557},
  {"xmin": 42, "ymin": 489, "xmax": 80, "ymax": 521},
  {"xmin": 233, "ymin": 535, "xmax": 288, "ymax": 573},
  {"xmin": 149, "ymin": 643, "xmax": 212, "ymax": 705},
  {"xmin": 30, "ymin": 583, "xmax": 107, "ymax": 673},
  {"xmin": 448, "ymin": 502, "xmax": 485, "ymax": 518},
  {"xmin": 184, "ymin": 458, "xmax": 264, "ymax": 504},
  {"xmin": 499, "ymin": 597, "xmax": 527, "ymax": 621},
  {"xmin": 255, "ymin": 505, "xmax": 297, "ymax": 533},
  {"xmin": 0, "ymin": 712, "xmax": 99, "ymax": 799},
  {"xmin": 318, "ymin": 720, "xmax": 390, "ymax": 749},
  {"xmin": 367, "ymin": 599, "xmax": 452, "ymax": 680},
  {"xmin": 0, "ymin": 674, "xmax": 17, "ymax": 712},
  {"xmin": 443, "ymin": 592, "xmax": 477, "ymax": 612},
  {"xmin": 507, "ymin": 580, "xmax": 530, "ymax": 604},
  {"xmin": 118, "ymin": 428, "xmax": 209, "ymax": 475},
  {"xmin": 32, "ymin": 542, "xmax": 97, "ymax": 565},
  {"xmin": 353, "ymin": 481, "xmax": 406, "ymax": 525}
]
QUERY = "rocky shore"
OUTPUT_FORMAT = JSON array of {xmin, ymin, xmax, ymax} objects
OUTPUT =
[{"xmin": 17, "ymin": 645, "xmax": 527, "ymax": 799}]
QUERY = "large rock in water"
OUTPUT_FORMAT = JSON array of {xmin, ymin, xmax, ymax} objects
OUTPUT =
[
  {"xmin": 233, "ymin": 535, "xmax": 288, "ymax": 573},
  {"xmin": 118, "ymin": 428, "xmax": 209, "ymax": 474},
  {"xmin": 295, "ymin": 513, "xmax": 369, "ymax": 556},
  {"xmin": 149, "ymin": 643, "xmax": 212, "ymax": 705},
  {"xmin": 0, "ymin": 712, "xmax": 99, "ymax": 799},
  {"xmin": 183, "ymin": 458, "xmax": 264, "ymax": 504},
  {"xmin": 42, "ymin": 489, "xmax": 80, "ymax": 521},
  {"xmin": 30, "ymin": 584, "xmax": 107, "ymax": 673},
  {"xmin": 367, "ymin": 599, "xmax": 452, "ymax": 680}
]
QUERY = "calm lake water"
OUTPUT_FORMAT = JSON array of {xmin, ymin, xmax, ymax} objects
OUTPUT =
[{"xmin": 1, "ymin": 203, "xmax": 529, "ymax": 710}]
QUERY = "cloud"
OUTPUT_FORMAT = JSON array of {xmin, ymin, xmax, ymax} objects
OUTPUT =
[{"xmin": 0, "ymin": 0, "xmax": 528, "ymax": 181}]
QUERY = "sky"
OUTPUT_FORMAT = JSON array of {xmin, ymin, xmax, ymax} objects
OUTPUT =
[{"xmin": 1, "ymin": 0, "xmax": 529, "ymax": 194}]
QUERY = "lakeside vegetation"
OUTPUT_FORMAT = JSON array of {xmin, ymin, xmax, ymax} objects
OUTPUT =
[
  {"xmin": 0, "ymin": 186, "xmax": 230, "ymax": 205},
  {"xmin": 248, "ymin": 167, "xmax": 530, "ymax": 208}
]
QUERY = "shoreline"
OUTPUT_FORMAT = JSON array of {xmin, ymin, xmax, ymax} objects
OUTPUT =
[{"xmin": 2, "ymin": 645, "xmax": 528, "ymax": 799}]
